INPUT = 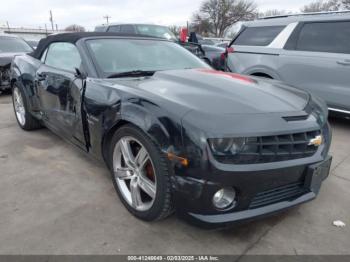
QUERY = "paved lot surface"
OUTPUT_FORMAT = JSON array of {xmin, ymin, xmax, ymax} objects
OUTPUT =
[{"xmin": 0, "ymin": 93, "xmax": 349, "ymax": 255}]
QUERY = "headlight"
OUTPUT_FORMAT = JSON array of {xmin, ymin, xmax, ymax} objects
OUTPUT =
[
  {"xmin": 309, "ymin": 96, "xmax": 328, "ymax": 126},
  {"xmin": 209, "ymin": 138, "xmax": 246, "ymax": 155}
]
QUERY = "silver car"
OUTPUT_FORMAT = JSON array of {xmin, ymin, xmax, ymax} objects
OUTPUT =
[{"xmin": 226, "ymin": 11, "xmax": 350, "ymax": 115}]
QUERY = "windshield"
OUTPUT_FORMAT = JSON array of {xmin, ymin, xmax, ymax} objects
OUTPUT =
[
  {"xmin": 87, "ymin": 39, "xmax": 209, "ymax": 77},
  {"xmin": 135, "ymin": 25, "xmax": 177, "ymax": 41},
  {"xmin": 0, "ymin": 37, "xmax": 33, "ymax": 53}
]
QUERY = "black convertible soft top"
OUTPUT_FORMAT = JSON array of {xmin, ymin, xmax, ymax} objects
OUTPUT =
[{"xmin": 30, "ymin": 32, "xmax": 160, "ymax": 59}]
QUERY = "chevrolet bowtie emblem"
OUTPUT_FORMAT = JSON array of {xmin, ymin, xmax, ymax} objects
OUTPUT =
[{"xmin": 309, "ymin": 135, "xmax": 323, "ymax": 147}]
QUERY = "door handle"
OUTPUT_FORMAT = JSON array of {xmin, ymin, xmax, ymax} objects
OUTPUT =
[
  {"xmin": 36, "ymin": 72, "xmax": 47, "ymax": 81},
  {"xmin": 337, "ymin": 60, "xmax": 350, "ymax": 66}
]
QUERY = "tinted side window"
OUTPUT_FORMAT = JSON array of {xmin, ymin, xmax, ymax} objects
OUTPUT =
[
  {"xmin": 45, "ymin": 42, "xmax": 82, "ymax": 72},
  {"xmin": 296, "ymin": 22, "xmax": 350, "ymax": 54},
  {"xmin": 107, "ymin": 25, "xmax": 121, "ymax": 32},
  {"xmin": 120, "ymin": 25, "xmax": 136, "ymax": 34},
  {"xmin": 233, "ymin": 26, "xmax": 285, "ymax": 46}
]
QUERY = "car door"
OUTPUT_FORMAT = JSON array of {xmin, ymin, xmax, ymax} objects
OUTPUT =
[
  {"xmin": 35, "ymin": 42, "xmax": 87, "ymax": 149},
  {"xmin": 279, "ymin": 21, "xmax": 350, "ymax": 112}
]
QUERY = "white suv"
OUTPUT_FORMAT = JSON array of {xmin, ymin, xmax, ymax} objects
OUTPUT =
[{"xmin": 226, "ymin": 11, "xmax": 350, "ymax": 115}]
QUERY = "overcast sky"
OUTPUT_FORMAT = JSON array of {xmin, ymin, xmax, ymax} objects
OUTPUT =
[{"xmin": 0, "ymin": 0, "xmax": 314, "ymax": 30}]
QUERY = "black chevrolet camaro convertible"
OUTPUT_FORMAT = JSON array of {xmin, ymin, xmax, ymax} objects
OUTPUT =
[{"xmin": 10, "ymin": 32, "xmax": 332, "ymax": 228}]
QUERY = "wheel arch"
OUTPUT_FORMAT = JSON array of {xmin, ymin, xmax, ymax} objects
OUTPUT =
[
  {"xmin": 11, "ymin": 77, "xmax": 38, "ymax": 113},
  {"xmin": 243, "ymin": 67, "xmax": 281, "ymax": 80},
  {"xmin": 250, "ymin": 72, "xmax": 273, "ymax": 79},
  {"xmin": 10, "ymin": 60, "xmax": 39, "ymax": 113},
  {"xmin": 10, "ymin": 65, "xmax": 21, "ymax": 88},
  {"xmin": 101, "ymin": 119, "xmax": 131, "ymax": 165},
  {"xmin": 100, "ymin": 105, "xmax": 184, "ymax": 167}
]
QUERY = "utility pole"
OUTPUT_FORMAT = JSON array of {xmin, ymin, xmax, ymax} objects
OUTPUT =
[
  {"xmin": 6, "ymin": 21, "xmax": 10, "ymax": 32},
  {"xmin": 103, "ymin": 15, "xmax": 111, "ymax": 24},
  {"xmin": 55, "ymin": 24, "xmax": 58, "ymax": 31},
  {"xmin": 49, "ymin": 10, "xmax": 54, "ymax": 31}
]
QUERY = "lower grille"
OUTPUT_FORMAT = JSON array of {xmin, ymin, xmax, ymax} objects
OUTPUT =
[{"xmin": 249, "ymin": 182, "xmax": 308, "ymax": 209}]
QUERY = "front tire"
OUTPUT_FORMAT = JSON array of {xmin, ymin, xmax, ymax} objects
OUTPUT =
[
  {"xmin": 108, "ymin": 124, "xmax": 173, "ymax": 221},
  {"xmin": 12, "ymin": 84, "xmax": 42, "ymax": 130}
]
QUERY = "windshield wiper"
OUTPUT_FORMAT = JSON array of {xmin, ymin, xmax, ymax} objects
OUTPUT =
[{"xmin": 107, "ymin": 70, "xmax": 156, "ymax": 78}]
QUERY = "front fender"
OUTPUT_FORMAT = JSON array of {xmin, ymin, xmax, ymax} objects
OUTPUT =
[
  {"xmin": 121, "ymin": 101, "xmax": 179, "ymax": 151},
  {"xmin": 84, "ymin": 82, "xmax": 185, "ymax": 163},
  {"xmin": 10, "ymin": 55, "xmax": 40, "ymax": 112},
  {"xmin": 100, "ymin": 102, "xmax": 184, "ymax": 166},
  {"xmin": 10, "ymin": 61, "xmax": 21, "ymax": 83}
]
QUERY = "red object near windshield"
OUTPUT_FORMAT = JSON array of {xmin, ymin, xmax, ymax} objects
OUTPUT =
[{"xmin": 179, "ymin": 28, "xmax": 188, "ymax": 42}]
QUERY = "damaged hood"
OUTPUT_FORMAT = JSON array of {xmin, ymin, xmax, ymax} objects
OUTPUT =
[
  {"xmin": 104, "ymin": 69, "xmax": 310, "ymax": 115},
  {"xmin": 0, "ymin": 52, "xmax": 25, "ymax": 67}
]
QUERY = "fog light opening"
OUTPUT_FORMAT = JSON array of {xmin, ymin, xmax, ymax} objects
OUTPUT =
[{"xmin": 213, "ymin": 187, "xmax": 236, "ymax": 210}]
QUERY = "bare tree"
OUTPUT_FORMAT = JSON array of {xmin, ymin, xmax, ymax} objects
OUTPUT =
[
  {"xmin": 192, "ymin": 0, "xmax": 257, "ymax": 37},
  {"xmin": 65, "ymin": 24, "xmax": 86, "ymax": 32},
  {"xmin": 190, "ymin": 13, "xmax": 213, "ymax": 36},
  {"xmin": 341, "ymin": 0, "xmax": 350, "ymax": 8},
  {"xmin": 168, "ymin": 25, "xmax": 182, "ymax": 37},
  {"xmin": 301, "ymin": 0, "xmax": 340, "ymax": 12}
]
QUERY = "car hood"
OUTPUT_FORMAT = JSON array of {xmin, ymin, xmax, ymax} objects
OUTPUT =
[
  {"xmin": 0, "ymin": 52, "xmax": 25, "ymax": 67},
  {"xmin": 105, "ymin": 69, "xmax": 310, "ymax": 116}
]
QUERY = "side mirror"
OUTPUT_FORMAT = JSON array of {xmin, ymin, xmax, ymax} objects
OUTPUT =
[{"xmin": 75, "ymin": 68, "xmax": 87, "ymax": 79}]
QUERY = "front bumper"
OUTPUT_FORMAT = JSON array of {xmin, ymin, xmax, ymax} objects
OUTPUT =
[
  {"xmin": 173, "ymin": 156, "xmax": 332, "ymax": 228},
  {"xmin": 0, "ymin": 67, "xmax": 11, "ymax": 91}
]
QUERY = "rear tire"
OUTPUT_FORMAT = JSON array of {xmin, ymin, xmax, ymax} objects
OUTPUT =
[
  {"xmin": 107, "ymin": 124, "xmax": 173, "ymax": 222},
  {"xmin": 12, "ymin": 84, "xmax": 42, "ymax": 130}
]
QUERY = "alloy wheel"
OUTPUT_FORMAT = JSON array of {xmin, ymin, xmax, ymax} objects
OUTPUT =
[
  {"xmin": 13, "ymin": 87, "xmax": 26, "ymax": 126},
  {"xmin": 113, "ymin": 136, "xmax": 157, "ymax": 211}
]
